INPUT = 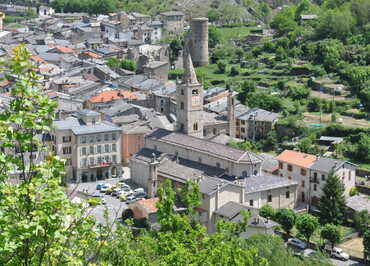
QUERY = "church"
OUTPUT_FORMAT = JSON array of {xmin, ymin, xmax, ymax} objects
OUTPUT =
[{"xmin": 130, "ymin": 45, "xmax": 298, "ymax": 232}]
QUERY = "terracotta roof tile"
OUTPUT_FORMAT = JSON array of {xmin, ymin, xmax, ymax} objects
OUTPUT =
[
  {"xmin": 84, "ymin": 51, "xmax": 101, "ymax": 59},
  {"xmin": 88, "ymin": 90, "xmax": 137, "ymax": 103},
  {"xmin": 276, "ymin": 150, "xmax": 317, "ymax": 168},
  {"xmin": 30, "ymin": 56, "xmax": 47, "ymax": 64}
]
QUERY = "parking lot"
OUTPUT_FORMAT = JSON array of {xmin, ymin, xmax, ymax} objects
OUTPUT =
[{"xmin": 69, "ymin": 167, "xmax": 136, "ymax": 225}]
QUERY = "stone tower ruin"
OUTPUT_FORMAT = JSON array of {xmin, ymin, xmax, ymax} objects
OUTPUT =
[{"xmin": 190, "ymin": 17, "xmax": 208, "ymax": 67}]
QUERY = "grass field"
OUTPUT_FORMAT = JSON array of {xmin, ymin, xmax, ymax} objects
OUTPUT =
[
  {"xmin": 303, "ymin": 112, "xmax": 370, "ymax": 128},
  {"xmin": 217, "ymin": 26, "xmax": 254, "ymax": 43}
]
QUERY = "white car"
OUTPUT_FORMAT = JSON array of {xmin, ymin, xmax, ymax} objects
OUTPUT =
[
  {"xmin": 331, "ymin": 247, "xmax": 349, "ymax": 261},
  {"xmin": 111, "ymin": 188, "xmax": 122, "ymax": 197},
  {"xmin": 126, "ymin": 195, "xmax": 137, "ymax": 204},
  {"xmin": 123, "ymin": 189, "xmax": 133, "ymax": 196},
  {"xmin": 133, "ymin": 188, "xmax": 145, "ymax": 194},
  {"xmin": 287, "ymin": 238, "xmax": 307, "ymax": 249}
]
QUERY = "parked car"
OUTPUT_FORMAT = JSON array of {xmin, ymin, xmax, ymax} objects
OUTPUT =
[
  {"xmin": 126, "ymin": 195, "xmax": 137, "ymax": 204},
  {"xmin": 331, "ymin": 247, "xmax": 349, "ymax": 261},
  {"xmin": 96, "ymin": 184, "xmax": 104, "ymax": 190},
  {"xmin": 301, "ymin": 248, "xmax": 317, "ymax": 257},
  {"xmin": 100, "ymin": 184, "xmax": 111, "ymax": 193},
  {"xmin": 123, "ymin": 189, "xmax": 134, "ymax": 196},
  {"xmin": 120, "ymin": 184, "xmax": 131, "ymax": 190},
  {"xmin": 91, "ymin": 193, "xmax": 102, "ymax": 198},
  {"xmin": 112, "ymin": 188, "xmax": 121, "ymax": 197},
  {"xmin": 287, "ymin": 238, "xmax": 307, "ymax": 249},
  {"xmin": 134, "ymin": 192, "xmax": 147, "ymax": 198},
  {"xmin": 105, "ymin": 187, "xmax": 114, "ymax": 195},
  {"xmin": 133, "ymin": 188, "xmax": 145, "ymax": 194}
]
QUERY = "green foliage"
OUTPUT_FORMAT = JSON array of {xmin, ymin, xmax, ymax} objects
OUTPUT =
[
  {"xmin": 209, "ymin": 26, "xmax": 222, "ymax": 49},
  {"xmin": 259, "ymin": 205, "xmax": 276, "ymax": 220},
  {"xmin": 364, "ymin": 229, "xmax": 370, "ymax": 261},
  {"xmin": 169, "ymin": 37, "xmax": 183, "ymax": 60},
  {"xmin": 121, "ymin": 59, "xmax": 137, "ymax": 72},
  {"xmin": 354, "ymin": 210, "xmax": 370, "ymax": 236},
  {"xmin": 298, "ymin": 137, "xmax": 320, "ymax": 155},
  {"xmin": 229, "ymin": 66, "xmax": 239, "ymax": 76},
  {"xmin": 245, "ymin": 93, "xmax": 284, "ymax": 113},
  {"xmin": 318, "ymin": 172, "xmax": 346, "ymax": 225},
  {"xmin": 275, "ymin": 208, "xmax": 296, "ymax": 235},
  {"xmin": 320, "ymin": 224, "xmax": 341, "ymax": 249},
  {"xmin": 52, "ymin": 0, "xmax": 117, "ymax": 14},
  {"xmin": 344, "ymin": 133, "xmax": 370, "ymax": 163},
  {"xmin": 216, "ymin": 60, "xmax": 227, "ymax": 74},
  {"xmin": 349, "ymin": 186, "xmax": 358, "ymax": 196},
  {"xmin": 207, "ymin": 9, "xmax": 221, "ymax": 23},
  {"xmin": 271, "ymin": 6, "xmax": 298, "ymax": 36},
  {"xmin": 287, "ymin": 86, "xmax": 311, "ymax": 100},
  {"xmin": 296, "ymin": 214, "xmax": 319, "ymax": 242}
]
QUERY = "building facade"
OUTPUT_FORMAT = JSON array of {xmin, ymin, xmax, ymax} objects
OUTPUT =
[{"xmin": 52, "ymin": 110, "xmax": 122, "ymax": 183}]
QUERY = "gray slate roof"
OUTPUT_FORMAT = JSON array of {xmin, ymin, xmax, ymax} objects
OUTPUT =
[
  {"xmin": 214, "ymin": 201, "xmax": 251, "ymax": 219},
  {"xmin": 71, "ymin": 123, "xmax": 121, "ymax": 135},
  {"xmin": 244, "ymin": 173, "xmax": 297, "ymax": 193},
  {"xmin": 346, "ymin": 196, "xmax": 370, "ymax": 213},
  {"xmin": 148, "ymin": 128, "xmax": 263, "ymax": 164},
  {"xmin": 310, "ymin": 157, "xmax": 347, "ymax": 173}
]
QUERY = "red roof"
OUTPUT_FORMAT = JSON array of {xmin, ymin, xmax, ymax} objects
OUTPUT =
[
  {"xmin": 276, "ymin": 150, "xmax": 317, "ymax": 168},
  {"xmin": 30, "ymin": 56, "xmax": 47, "ymax": 64},
  {"xmin": 52, "ymin": 46, "xmax": 75, "ymax": 54},
  {"xmin": 84, "ymin": 51, "xmax": 101, "ymax": 59},
  {"xmin": 88, "ymin": 90, "xmax": 137, "ymax": 103},
  {"xmin": 131, "ymin": 197, "xmax": 159, "ymax": 219}
]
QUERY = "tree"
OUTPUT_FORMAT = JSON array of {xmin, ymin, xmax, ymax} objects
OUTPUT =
[
  {"xmin": 296, "ymin": 214, "xmax": 319, "ymax": 243},
  {"xmin": 208, "ymin": 26, "xmax": 222, "ymax": 48},
  {"xmin": 235, "ymin": 48, "xmax": 245, "ymax": 63},
  {"xmin": 318, "ymin": 172, "xmax": 346, "ymax": 225},
  {"xmin": 275, "ymin": 208, "xmax": 296, "ymax": 236},
  {"xmin": 364, "ymin": 229, "xmax": 370, "ymax": 261},
  {"xmin": 229, "ymin": 66, "xmax": 239, "ymax": 76},
  {"xmin": 354, "ymin": 210, "xmax": 370, "ymax": 236},
  {"xmin": 259, "ymin": 205, "xmax": 276, "ymax": 222},
  {"xmin": 320, "ymin": 224, "xmax": 341, "ymax": 250},
  {"xmin": 121, "ymin": 59, "xmax": 136, "ymax": 72},
  {"xmin": 217, "ymin": 60, "xmax": 227, "ymax": 73},
  {"xmin": 298, "ymin": 137, "xmax": 320, "ymax": 155},
  {"xmin": 0, "ymin": 44, "xmax": 100, "ymax": 265},
  {"xmin": 207, "ymin": 9, "xmax": 221, "ymax": 23}
]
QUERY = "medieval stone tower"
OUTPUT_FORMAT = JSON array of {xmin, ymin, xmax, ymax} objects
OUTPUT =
[
  {"xmin": 176, "ymin": 44, "xmax": 204, "ymax": 138},
  {"xmin": 227, "ymin": 89, "xmax": 236, "ymax": 138},
  {"xmin": 190, "ymin": 17, "xmax": 209, "ymax": 67}
]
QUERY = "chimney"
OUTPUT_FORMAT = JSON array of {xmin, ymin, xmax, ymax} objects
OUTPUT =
[{"xmin": 215, "ymin": 183, "xmax": 221, "ymax": 210}]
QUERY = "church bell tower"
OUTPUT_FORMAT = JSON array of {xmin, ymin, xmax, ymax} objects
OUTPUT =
[{"xmin": 176, "ymin": 44, "xmax": 204, "ymax": 138}]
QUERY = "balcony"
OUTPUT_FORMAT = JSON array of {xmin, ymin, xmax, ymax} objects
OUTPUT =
[{"xmin": 88, "ymin": 162, "xmax": 111, "ymax": 169}]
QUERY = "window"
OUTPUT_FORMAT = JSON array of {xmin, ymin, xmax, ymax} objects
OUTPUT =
[
  {"xmin": 314, "ymin": 184, "xmax": 317, "ymax": 191},
  {"xmin": 62, "ymin": 136, "xmax": 71, "ymax": 143},
  {"xmin": 193, "ymin": 123, "xmax": 198, "ymax": 131},
  {"xmin": 241, "ymin": 120, "xmax": 245, "ymax": 125},
  {"xmin": 301, "ymin": 180, "xmax": 305, "ymax": 187},
  {"xmin": 89, "ymin": 136, "xmax": 94, "ymax": 143},
  {"xmin": 180, "ymin": 102, "xmax": 184, "ymax": 110},
  {"xmin": 96, "ymin": 135, "xmax": 101, "ymax": 142},
  {"xmin": 216, "ymin": 162, "xmax": 220, "ymax": 168},
  {"xmin": 81, "ymin": 158, "xmax": 87, "ymax": 168},
  {"xmin": 81, "ymin": 136, "xmax": 86, "ymax": 144},
  {"xmin": 89, "ymin": 146, "xmax": 94, "ymax": 155},
  {"xmin": 112, "ymin": 155, "xmax": 117, "ymax": 163},
  {"xmin": 301, "ymin": 168, "xmax": 307, "ymax": 176},
  {"xmin": 112, "ymin": 143, "xmax": 117, "ymax": 152},
  {"xmin": 97, "ymin": 145, "xmax": 102, "ymax": 153},
  {"xmin": 242, "ymin": 171, "xmax": 248, "ymax": 176},
  {"xmin": 287, "ymin": 165, "xmax": 292, "ymax": 172},
  {"xmin": 105, "ymin": 144, "xmax": 110, "ymax": 153},
  {"xmin": 65, "ymin": 158, "xmax": 72, "ymax": 166},
  {"xmin": 115, "ymin": 32, "xmax": 119, "ymax": 39},
  {"xmin": 97, "ymin": 157, "xmax": 102, "ymax": 164},
  {"xmin": 288, "ymin": 176, "xmax": 292, "ymax": 180},
  {"xmin": 348, "ymin": 171, "xmax": 351, "ymax": 181},
  {"xmin": 104, "ymin": 134, "xmax": 109, "ymax": 141},
  {"xmin": 249, "ymin": 200, "xmax": 254, "ymax": 206},
  {"xmin": 105, "ymin": 155, "xmax": 109, "ymax": 163},
  {"xmin": 286, "ymin": 191, "xmax": 290, "ymax": 199},
  {"xmin": 181, "ymin": 89, "xmax": 184, "ymax": 95},
  {"xmin": 321, "ymin": 174, "xmax": 325, "ymax": 181},
  {"xmin": 279, "ymin": 162, "xmax": 283, "ymax": 169},
  {"xmin": 89, "ymin": 157, "xmax": 94, "ymax": 166},
  {"xmin": 180, "ymin": 123, "xmax": 184, "ymax": 132},
  {"xmin": 314, "ymin": 172, "xmax": 317, "ymax": 179},
  {"xmin": 154, "ymin": 145, "xmax": 157, "ymax": 151},
  {"xmin": 192, "ymin": 89, "xmax": 198, "ymax": 95},
  {"xmin": 63, "ymin": 147, "xmax": 72, "ymax": 154},
  {"xmin": 213, "ymin": 128, "xmax": 217, "ymax": 135},
  {"xmin": 268, "ymin": 195, "xmax": 272, "ymax": 202},
  {"xmin": 112, "ymin": 133, "xmax": 116, "ymax": 140},
  {"xmin": 241, "ymin": 128, "xmax": 245, "ymax": 133},
  {"xmin": 81, "ymin": 147, "xmax": 87, "ymax": 156}
]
